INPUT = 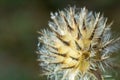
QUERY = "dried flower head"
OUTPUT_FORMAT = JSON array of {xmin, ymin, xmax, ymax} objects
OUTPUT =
[{"xmin": 37, "ymin": 7, "xmax": 120, "ymax": 80}]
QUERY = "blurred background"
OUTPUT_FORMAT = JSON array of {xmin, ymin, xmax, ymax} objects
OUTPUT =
[{"xmin": 0, "ymin": 0, "xmax": 120, "ymax": 80}]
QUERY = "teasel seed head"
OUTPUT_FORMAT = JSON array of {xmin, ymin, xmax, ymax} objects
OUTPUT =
[{"xmin": 37, "ymin": 7, "xmax": 120, "ymax": 80}]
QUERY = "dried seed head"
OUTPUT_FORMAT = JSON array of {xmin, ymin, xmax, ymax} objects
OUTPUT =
[{"xmin": 37, "ymin": 7, "xmax": 120, "ymax": 80}]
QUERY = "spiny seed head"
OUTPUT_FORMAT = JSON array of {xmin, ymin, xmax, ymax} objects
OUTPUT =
[{"xmin": 37, "ymin": 7, "xmax": 120, "ymax": 80}]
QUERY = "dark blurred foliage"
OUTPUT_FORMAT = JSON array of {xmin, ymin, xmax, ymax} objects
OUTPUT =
[{"xmin": 0, "ymin": 0, "xmax": 120, "ymax": 80}]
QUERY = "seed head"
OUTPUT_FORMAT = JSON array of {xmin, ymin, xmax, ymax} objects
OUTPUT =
[{"xmin": 37, "ymin": 7, "xmax": 120, "ymax": 80}]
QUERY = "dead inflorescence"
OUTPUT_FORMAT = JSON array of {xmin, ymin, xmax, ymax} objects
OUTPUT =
[{"xmin": 37, "ymin": 7, "xmax": 120, "ymax": 80}]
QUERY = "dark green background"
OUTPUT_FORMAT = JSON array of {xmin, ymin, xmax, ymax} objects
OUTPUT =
[{"xmin": 0, "ymin": 0, "xmax": 120, "ymax": 80}]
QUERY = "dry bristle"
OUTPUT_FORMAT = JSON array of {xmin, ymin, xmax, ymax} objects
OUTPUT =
[{"xmin": 37, "ymin": 7, "xmax": 120, "ymax": 80}]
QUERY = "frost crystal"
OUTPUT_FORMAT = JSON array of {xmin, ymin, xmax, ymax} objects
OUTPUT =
[{"xmin": 37, "ymin": 7, "xmax": 120, "ymax": 80}]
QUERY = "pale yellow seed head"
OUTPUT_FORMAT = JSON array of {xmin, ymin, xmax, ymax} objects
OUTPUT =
[{"xmin": 37, "ymin": 7, "xmax": 120, "ymax": 80}]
